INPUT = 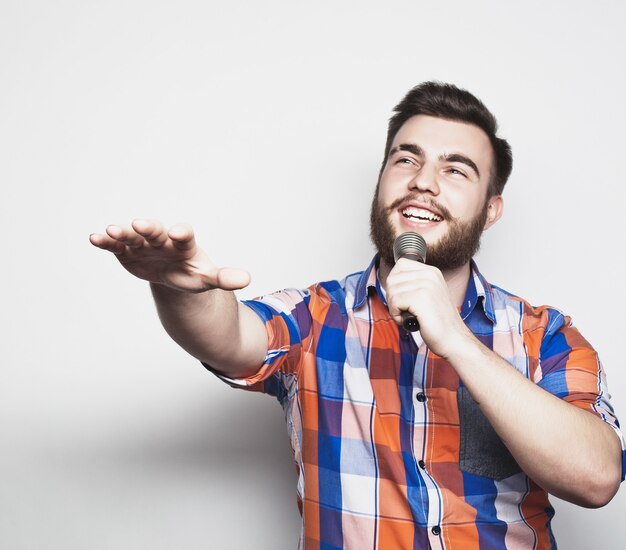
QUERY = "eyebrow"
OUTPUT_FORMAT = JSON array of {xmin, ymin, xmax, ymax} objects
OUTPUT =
[
  {"xmin": 391, "ymin": 143, "xmax": 424, "ymax": 157},
  {"xmin": 390, "ymin": 143, "xmax": 481, "ymax": 179},
  {"xmin": 443, "ymin": 153, "xmax": 480, "ymax": 179}
]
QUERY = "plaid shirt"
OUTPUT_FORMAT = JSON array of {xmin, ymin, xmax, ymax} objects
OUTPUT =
[{"xmin": 211, "ymin": 258, "xmax": 625, "ymax": 549}]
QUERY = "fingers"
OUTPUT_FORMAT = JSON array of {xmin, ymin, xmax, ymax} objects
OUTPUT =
[
  {"xmin": 105, "ymin": 224, "xmax": 145, "ymax": 249},
  {"xmin": 91, "ymin": 219, "xmax": 253, "ymax": 293},
  {"xmin": 167, "ymin": 223, "xmax": 196, "ymax": 251},
  {"xmin": 131, "ymin": 219, "xmax": 169, "ymax": 247},
  {"xmin": 387, "ymin": 258, "xmax": 443, "ymax": 285},
  {"xmin": 88, "ymin": 232, "xmax": 126, "ymax": 254},
  {"xmin": 385, "ymin": 259, "xmax": 443, "ymax": 322},
  {"xmin": 90, "ymin": 220, "xmax": 190, "ymax": 254},
  {"xmin": 387, "ymin": 288, "xmax": 420, "ymax": 322}
]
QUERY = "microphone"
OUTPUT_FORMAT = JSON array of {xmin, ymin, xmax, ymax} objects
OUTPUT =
[{"xmin": 393, "ymin": 232, "xmax": 427, "ymax": 332}]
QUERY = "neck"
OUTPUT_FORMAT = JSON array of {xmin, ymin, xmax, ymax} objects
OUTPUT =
[{"xmin": 378, "ymin": 259, "xmax": 472, "ymax": 309}]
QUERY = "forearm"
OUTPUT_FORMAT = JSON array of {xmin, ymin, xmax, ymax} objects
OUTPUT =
[
  {"xmin": 150, "ymin": 283, "xmax": 267, "ymax": 378},
  {"xmin": 447, "ymin": 329, "xmax": 622, "ymax": 507}
]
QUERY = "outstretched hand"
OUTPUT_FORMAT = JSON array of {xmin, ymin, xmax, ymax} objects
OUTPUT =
[{"xmin": 89, "ymin": 219, "xmax": 250, "ymax": 293}]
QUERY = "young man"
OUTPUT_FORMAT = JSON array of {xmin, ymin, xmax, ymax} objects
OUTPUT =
[{"xmin": 90, "ymin": 82, "xmax": 625, "ymax": 549}]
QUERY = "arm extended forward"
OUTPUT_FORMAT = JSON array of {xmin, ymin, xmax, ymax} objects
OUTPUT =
[{"xmin": 89, "ymin": 219, "xmax": 267, "ymax": 379}]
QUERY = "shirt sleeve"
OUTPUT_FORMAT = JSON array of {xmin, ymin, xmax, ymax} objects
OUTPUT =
[
  {"xmin": 536, "ymin": 307, "xmax": 626, "ymax": 480},
  {"xmin": 203, "ymin": 287, "xmax": 312, "ymax": 398}
]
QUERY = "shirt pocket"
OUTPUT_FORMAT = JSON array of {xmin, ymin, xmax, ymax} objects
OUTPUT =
[{"xmin": 457, "ymin": 386, "xmax": 522, "ymax": 481}]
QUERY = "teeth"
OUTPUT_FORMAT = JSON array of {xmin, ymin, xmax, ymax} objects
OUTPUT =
[{"xmin": 402, "ymin": 207, "xmax": 443, "ymax": 222}]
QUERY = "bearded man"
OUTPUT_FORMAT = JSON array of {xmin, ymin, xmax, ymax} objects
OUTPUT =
[{"xmin": 90, "ymin": 82, "xmax": 624, "ymax": 549}]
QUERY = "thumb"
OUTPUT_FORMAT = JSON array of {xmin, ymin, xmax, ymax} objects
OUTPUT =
[{"xmin": 214, "ymin": 267, "xmax": 251, "ymax": 290}]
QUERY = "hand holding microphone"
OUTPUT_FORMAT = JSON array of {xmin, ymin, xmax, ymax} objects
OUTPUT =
[
  {"xmin": 389, "ymin": 232, "xmax": 472, "ymax": 359},
  {"xmin": 392, "ymin": 232, "xmax": 427, "ymax": 332}
]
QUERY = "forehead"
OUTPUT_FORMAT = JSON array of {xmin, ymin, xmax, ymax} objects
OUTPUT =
[{"xmin": 391, "ymin": 115, "xmax": 493, "ymax": 176}]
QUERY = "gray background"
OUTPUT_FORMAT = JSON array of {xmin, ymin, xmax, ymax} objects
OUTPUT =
[{"xmin": 2, "ymin": 0, "xmax": 625, "ymax": 548}]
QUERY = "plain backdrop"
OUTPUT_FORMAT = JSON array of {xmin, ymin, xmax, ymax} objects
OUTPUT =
[{"xmin": 1, "ymin": 1, "xmax": 625, "ymax": 548}]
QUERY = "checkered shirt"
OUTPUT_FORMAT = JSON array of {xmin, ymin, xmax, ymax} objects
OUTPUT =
[{"xmin": 210, "ymin": 258, "xmax": 625, "ymax": 549}]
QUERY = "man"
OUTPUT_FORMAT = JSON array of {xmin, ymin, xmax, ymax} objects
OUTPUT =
[{"xmin": 90, "ymin": 82, "xmax": 625, "ymax": 549}]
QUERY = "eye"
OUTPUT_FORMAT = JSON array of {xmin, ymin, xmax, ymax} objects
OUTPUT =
[
  {"xmin": 447, "ymin": 167, "xmax": 467, "ymax": 178},
  {"xmin": 396, "ymin": 157, "xmax": 417, "ymax": 166}
]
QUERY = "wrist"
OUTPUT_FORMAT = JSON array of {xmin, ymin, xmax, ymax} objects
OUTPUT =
[
  {"xmin": 150, "ymin": 282, "xmax": 214, "ymax": 308},
  {"xmin": 439, "ymin": 321, "xmax": 484, "ymax": 365},
  {"xmin": 150, "ymin": 281, "xmax": 188, "ymax": 296}
]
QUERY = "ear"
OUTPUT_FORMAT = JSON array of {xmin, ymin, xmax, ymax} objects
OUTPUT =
[{"xmin": 483, "ymin": 195, "xmax": 503, "ymax": 230}]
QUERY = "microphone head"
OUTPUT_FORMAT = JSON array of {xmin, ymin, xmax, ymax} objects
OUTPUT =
[{"xmin": 393, "ymin": 232, "xmax": 427, "ymax": 263}]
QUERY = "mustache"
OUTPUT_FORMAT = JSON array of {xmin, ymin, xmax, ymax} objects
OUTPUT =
[{"xmin": 385, "ymin": 194, "xmax": 453, "ymax": 221}]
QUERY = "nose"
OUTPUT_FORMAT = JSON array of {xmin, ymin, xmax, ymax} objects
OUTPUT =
[{"xmin": 410, "ymin": 165, "xmax": 439, "ymax": 195}]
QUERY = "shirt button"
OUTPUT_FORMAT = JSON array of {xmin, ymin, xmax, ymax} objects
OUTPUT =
[
  {"xmin": 418, "ymin": 459, "xmax": 426, "ymax": 469},
  {"xmin": 416, "ymin": 392, "xmax": 426, "ymax": 402},
  {"xmin": 432, "ymin": 526, "xmax": 441, "ymax": 536}
]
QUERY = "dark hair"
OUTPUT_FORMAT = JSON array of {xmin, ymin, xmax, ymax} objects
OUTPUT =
[{"xmin": 381, "ymin": 81, "xmax": 513, "ymax": 197}]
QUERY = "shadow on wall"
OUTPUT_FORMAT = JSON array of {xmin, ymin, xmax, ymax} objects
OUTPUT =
[{"xmin": 45, "ymin": 386, "xmax": 297, "ymax": 491}]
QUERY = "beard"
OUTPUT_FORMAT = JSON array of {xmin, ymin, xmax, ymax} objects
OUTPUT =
[{"xmin": 369, "ymin": 191, "xmax": 489, "ymax": 271}]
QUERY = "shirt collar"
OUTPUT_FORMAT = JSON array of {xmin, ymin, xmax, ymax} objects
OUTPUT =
[
  {"xmin": 462, "ymin": 260, "xmax": 496, "ymax": 323},
  {"xmin": 354, "ymin": 256, "xmax": 496, "ymax": 324},
  {"xmin": 354, "ymin": 256, "xmax": 382, "ymax": 308}
]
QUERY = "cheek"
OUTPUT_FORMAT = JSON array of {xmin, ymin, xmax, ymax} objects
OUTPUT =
[
  {"xmin": 447, "ymin": 190, "xmax": 484, "ymax": 217},
  {"xmin": 375, "ymin": 184, "xmax": 391, "ymax": 206},
  {"xmin": 377, "ymin": 174, "xmax": 403, "ymax": 203}
]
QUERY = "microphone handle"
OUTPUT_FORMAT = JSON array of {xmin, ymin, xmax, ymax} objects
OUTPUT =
[
  {"xmin": 402, "ymin": 311, "xmax": 420, "ymax": 332},
  {"xmin": 393, "ymin": 232, "xmax": 427, "ymax": 334},
  {"xmin": 399, "ymin": 251, "xmax": 423, "ymax": 333}
]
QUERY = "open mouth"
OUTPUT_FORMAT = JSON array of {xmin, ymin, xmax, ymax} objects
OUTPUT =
[{"xmin": 401, "ymin": 206, "xmax": 443, "ymax": 222}]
